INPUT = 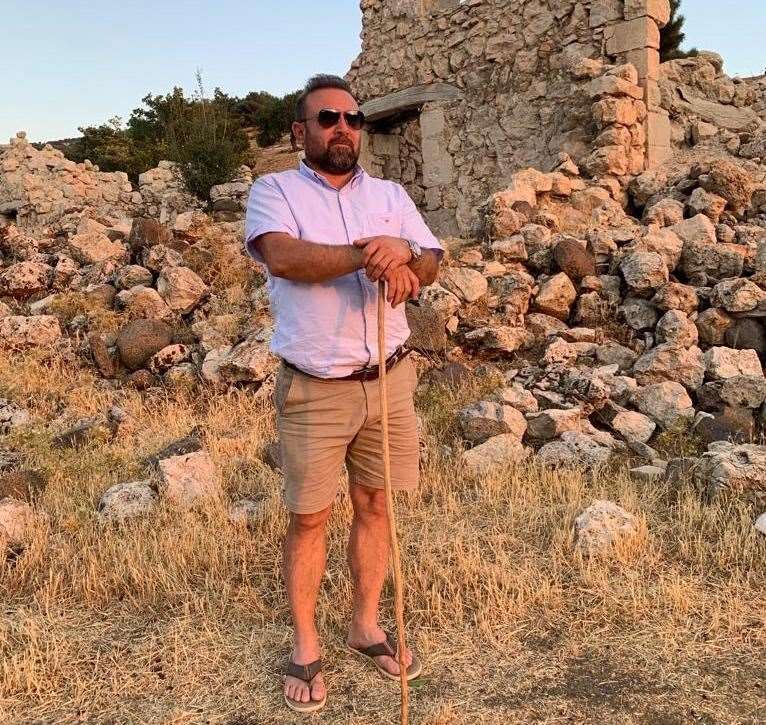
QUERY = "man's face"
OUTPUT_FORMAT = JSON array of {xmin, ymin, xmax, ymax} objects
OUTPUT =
[{"xmin": 292, "ymin": 88, "xmax": 362, "ymax": 174}]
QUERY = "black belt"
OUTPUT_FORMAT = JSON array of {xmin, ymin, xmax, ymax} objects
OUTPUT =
[{"xmin": 282, "ymin": 346, "xmax": 410, "ymax": 382}]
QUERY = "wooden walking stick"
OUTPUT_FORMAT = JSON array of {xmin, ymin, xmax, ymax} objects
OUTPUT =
[{"xmin": 377, "ymin": 279, "xmax": 410, "ymax": 725}]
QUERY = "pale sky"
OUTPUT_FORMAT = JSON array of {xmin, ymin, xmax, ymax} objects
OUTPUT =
[{"xmin": 1, "ymin": 0, "xmax": 763, "ymax": 143}]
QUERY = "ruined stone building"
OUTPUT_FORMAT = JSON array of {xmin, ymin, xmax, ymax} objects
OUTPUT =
[{"xmin": 346, "ymin": 0, "xmax": 764, "ymax": 237}]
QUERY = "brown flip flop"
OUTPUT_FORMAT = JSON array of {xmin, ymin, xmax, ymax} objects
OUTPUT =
[
  {"xmin": 347, "ymin": 632, "xmax": 422, "ymax": 681},
  {"xmin": 283, "ymin": 658, "xmax": 327, "ymax": 714}
]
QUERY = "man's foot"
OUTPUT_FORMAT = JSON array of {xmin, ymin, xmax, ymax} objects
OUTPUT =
[
  {"xmin": 284, "ymin": 644, "xmax": 327, "ymax": 712},
  {"xmin": 347, "ymin": 626, "xmax": 421, "ymax": 680}
]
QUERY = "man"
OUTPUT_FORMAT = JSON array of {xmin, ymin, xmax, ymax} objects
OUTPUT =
[{"xmin": 244, "ymin": 74, "xmax": 443, "ymax": 713}]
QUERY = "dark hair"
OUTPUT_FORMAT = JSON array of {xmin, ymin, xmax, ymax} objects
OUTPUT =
[{"xmin": 294, "ymin": 75, "xmax": 355, "ymax": 121}]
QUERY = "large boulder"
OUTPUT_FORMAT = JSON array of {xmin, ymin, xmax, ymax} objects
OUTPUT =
[{"xmin": 116, "ymin": 319, "xmax": 174, "ymax": 371}]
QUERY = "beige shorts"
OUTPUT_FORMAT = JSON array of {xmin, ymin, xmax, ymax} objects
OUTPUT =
[{"xmin": 273, "ymin": 356, "xmax": 420, "ymax": 514}]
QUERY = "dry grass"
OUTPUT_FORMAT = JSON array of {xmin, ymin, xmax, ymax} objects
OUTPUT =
[{"xmin": 1, "ymin": 346, "xmax": 765, "ymax": 724}]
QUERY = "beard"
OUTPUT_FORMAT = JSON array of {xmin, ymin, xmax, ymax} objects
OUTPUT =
[{"xmin": 306, "ymin": 137, "xmax": 359, "ymax": 174}]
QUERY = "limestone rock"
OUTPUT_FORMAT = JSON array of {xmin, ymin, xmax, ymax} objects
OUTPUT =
[
  {"xmin": 116, "ymin": 319, "xmax": 174, "ymax": 371},
  {"xmin": 459, "ymin": 401, "xmax": 527, "ymax": 444},
  {"xmin": 0, "ymin": 315, "xmax": 62, "ymax": 349},
  {"xmin": 68, "ymin": 232, "xmax": 126, "ymax": 265},
  {"xmin": 494, "ymin": 384, "xmax": 539, "ymax": 414},
  {"xmin": 632, "ymin": 381, "xmax": 694, "ymax": 429},
  {"xmin": 719, "ymin": 375, "xmax": 766, "ymax": 409},
  {"xmin": 633, "ymin": 343, "xmax": 705, "ymax": 390},
  {"xmin": 670, "ymin": 214, "xmax": 717, "ymax": 246},
  {"xmin": 158, "ymin": 451, "xmax": 222, "ymax": 509},
  {"xmin": 217, "ymin": 330, "xmax": 274, "ymax": 384},
  {"xmin": 157, "ymin": 266, "xmax": 209, "ymax": 315},
  {"xmin": 652, "ymin": 282, "xmax": 698, "ymax": 314},
  {"xmin": 0, "ymin": 261, "xmax": 52, "ymax": 299},
  {"xmin": 620, "ymin": 251, "xmax": 668, "ymax": 291},
  {"xmin": 464, "ymin": 326, "xmax": 530, "ymax": 354},
  {"xmin": 704, "ymin": 347, "xmax": 763, "ymax": 381},
  {"xmin": 595, "ymin": 341, "xmax": 638, "ymax": 372},
  {"xmin": 115, "ymin": 285, "xmax": 175, "ymax": 321},
  {"xmin": 537, "ymin": 431, "xmax": 612, "ymax": 469},
  {"xmin": 656, "ymin": 310, "xmax": 698, "ymax": 348},
  {"xmin": 462, "ymin": 434, "xmax": 530, "ymax": 475},
  {"xmin": 533, "ymin": 273, "xmax": 577, "ymax": 320},
  {"xmin": 710, "ymin": 278, "xmax": 766, "ymax": 313},
  {"xmin": 574, "ymin": 500, "xmax": 640, "ymax": 556},
  {"xmin": 526, "ymin": 408, "xmax": 582, "ymax": 441},
  {"xmin": 98, "ymin": 480, "xmax": 157, "ymax": 522}
]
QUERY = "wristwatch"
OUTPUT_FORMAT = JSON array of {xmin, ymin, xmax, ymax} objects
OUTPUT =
[{"xmin": 405, "ymin": 238, "xmax": 422, "ymax": 263}]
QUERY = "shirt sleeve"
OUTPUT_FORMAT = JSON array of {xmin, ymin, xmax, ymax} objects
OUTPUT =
[
  {"xmin": 244, "ymin": 175, "xmax": 300, "ymax": 263},
  {"xmin": 397, "ymin": 184, "xmax": 444, "ymax": 257}
]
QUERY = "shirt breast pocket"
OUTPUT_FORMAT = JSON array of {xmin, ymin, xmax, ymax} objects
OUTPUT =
[{"xmin": 365, "ymin": 212, "xmax": 402, "ymax": 238}]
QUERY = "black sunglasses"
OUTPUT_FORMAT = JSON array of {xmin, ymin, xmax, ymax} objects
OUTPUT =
[{"xmin": 299, "ymin": 108, "xmax": 366, "ymax": 130}]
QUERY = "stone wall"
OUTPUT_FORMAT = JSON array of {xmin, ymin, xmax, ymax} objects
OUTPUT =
[
  {"xmin": 0, "ymin": 132, "xmax": 138, "ymax": 231},
  {"xmin": 657, "ymin": 54, "xmax": 766, "ymax": 158},
  {"xmin": 347, "ymin": 0, "xmax": 671, "ymax": 237}
]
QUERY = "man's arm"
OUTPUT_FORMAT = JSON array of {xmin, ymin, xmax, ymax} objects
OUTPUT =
[
  {"xmin": 353, "ymin": 236, "xmax": 441, "ymax": 286},
  {"xmin": 407, "ymin": 249, "xmax": 440, "ymax": 286},
  {"xmin": 253, "ymin": 232, "xmax": 364, "ymax": 283}
]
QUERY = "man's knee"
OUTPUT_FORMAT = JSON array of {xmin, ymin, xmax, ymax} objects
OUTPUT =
[
  {"xmin": 288, "ymin": 505, "xmax": 332, "ymax": 536},
  {"xmin": 350, "ymin": 484, "xmax": 387, "ymax": 520}
]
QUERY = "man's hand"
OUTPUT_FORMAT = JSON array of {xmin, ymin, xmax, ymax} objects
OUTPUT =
[
  {"xmin": 353, "ymin": 236, "xmax": 411, "ymax": 281},
  {"xmin": 382, "ymin": 265, "xmax": 420, "ymax": 308}
]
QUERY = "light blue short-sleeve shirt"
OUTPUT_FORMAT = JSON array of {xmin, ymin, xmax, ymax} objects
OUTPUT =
[{"xmin": 244, "ymin": 160, "xmax": 442, "ymax": 379}]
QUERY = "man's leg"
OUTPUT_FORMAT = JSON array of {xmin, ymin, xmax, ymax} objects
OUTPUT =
[
  {"xmin": 346, "ymin": 483, "xmax": 413, "ymax": 675},
  {"xmin": 283, "ymin": 505, "xmax": 332, "ymax": 704}
]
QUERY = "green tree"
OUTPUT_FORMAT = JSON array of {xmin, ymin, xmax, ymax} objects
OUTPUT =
[
  {"xmin": 163, "ymin": 72, "xmax": 249, "ymax": 202},
  {"xmin": 661, "ymin": 0, "xmax": 698, "ymax": 62},
  {"xmin": 67, "ymin": 116, "xmax": 161, "ymax": 182}
]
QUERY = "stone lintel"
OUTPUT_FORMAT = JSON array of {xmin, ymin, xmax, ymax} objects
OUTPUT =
[{"xmin": 360, "ymin": 83, "xmax": 463, "ymax": 123}]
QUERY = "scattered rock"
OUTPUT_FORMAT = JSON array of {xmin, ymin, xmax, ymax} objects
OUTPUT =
[
  {"xmin": 98, "ymin": 480, "xmax": 158, "ymax": 523},
  {"xmin": 461, "ymin": 433, "xmax": 530, "ymax": 475},
  {"xmin": 157, "ymin": 450, "xmax": 222, "ymax": 509},
  {"xmin": 574, "ymin": 500, "xmax": 640, "ymax": 556}
]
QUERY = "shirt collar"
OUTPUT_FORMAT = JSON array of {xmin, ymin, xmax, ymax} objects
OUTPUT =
[{"xmin": 298, "ymin": 159, "xmax": 366, "ymax": 190}]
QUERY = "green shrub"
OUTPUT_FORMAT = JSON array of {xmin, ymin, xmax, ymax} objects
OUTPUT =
[{"xmin": 163, "ymin": 73, "xmax": 248, "ymax": 202}]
